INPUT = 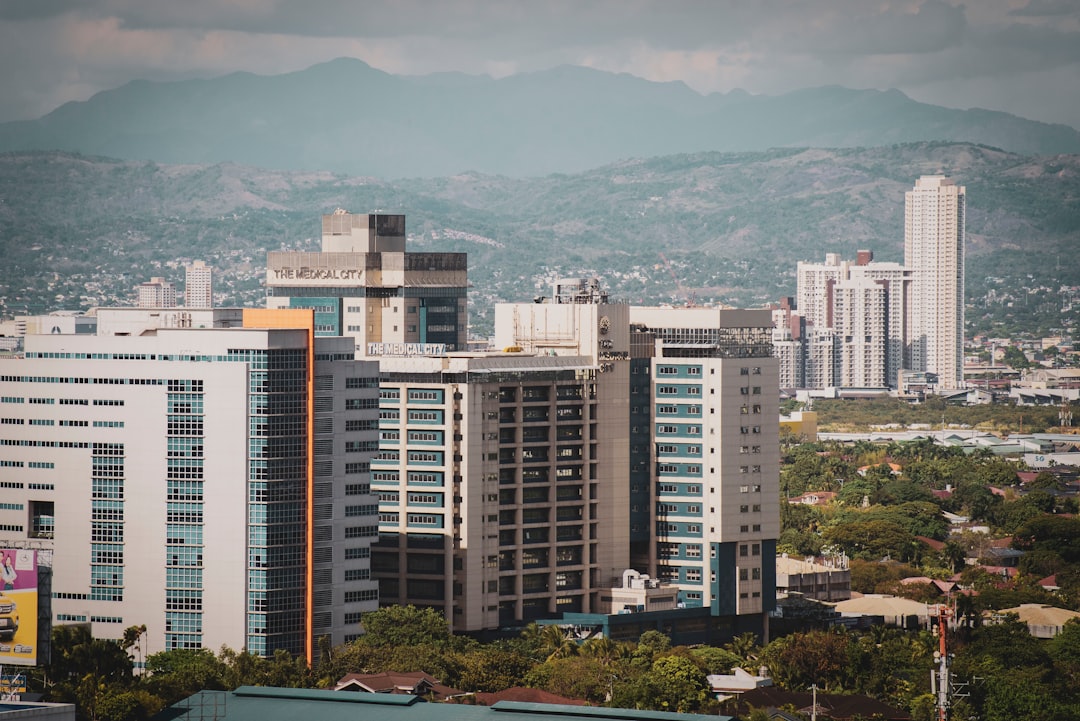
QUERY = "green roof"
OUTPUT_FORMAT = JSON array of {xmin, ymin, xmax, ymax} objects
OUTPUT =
[{"xmin": 156, "ymin": 687, "xmax": 731, "ymax": 721}]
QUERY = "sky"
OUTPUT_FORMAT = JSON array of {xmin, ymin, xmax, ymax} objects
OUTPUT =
[{"xmin": 2, "ymin": 0, "xmax": 1079, "ymax": 129}]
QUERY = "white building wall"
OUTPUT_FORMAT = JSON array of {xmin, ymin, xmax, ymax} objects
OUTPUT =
[{"xmin": 905, "ymin": 175, "xmax": 966, "ymax": 390}]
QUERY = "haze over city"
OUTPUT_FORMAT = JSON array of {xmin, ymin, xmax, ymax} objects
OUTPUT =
[{"xmin": 2, "ymin": 0, "xmax": 1079, "ymax": 129}]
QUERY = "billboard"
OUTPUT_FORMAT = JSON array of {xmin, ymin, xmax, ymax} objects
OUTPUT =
[{"xmin": 0, "ymin": 549, "xmax": 38, "ymax": 666}]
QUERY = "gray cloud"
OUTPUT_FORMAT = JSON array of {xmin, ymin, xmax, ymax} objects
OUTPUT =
[
  {"xmin": 1, "ymin": 0, "xmax": 1078, "ymax": 129},
  {"xmin": 1009, "ymin": 0, "xmax": 1080, "ymax": 17}
]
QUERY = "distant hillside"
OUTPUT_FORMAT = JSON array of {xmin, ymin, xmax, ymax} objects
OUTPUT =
[
  {"xmin": 0, "ymin": 58, "xmax": 1079, "ymax": 178},
  {"xmin": 0, "ymin": 143, "xmax": 1077, "ymax": 338}
]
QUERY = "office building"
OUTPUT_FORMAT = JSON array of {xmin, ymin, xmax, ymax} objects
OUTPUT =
[
  {"xmin": 0, "ymin": 309, "xmax": 379, "ymax": 661},
  {"xmin": 266, "ymin": 211, "xmax": 468, "ymax": 355},
  {"xmin": 185, "ymin": 261, "xmax": 213, "ymax": 308},
  {"xmin": 628, "ymin": 307, "xmax": 779, "ymax": 619},
  {"xmin": 136, "ymin": 277, "xmax": 177, "ymax": 309},
  {"xmin": 906, "ymin": 175, "xmax": 966, "ymax": 390},
  {"xmin": 370, "ymin": 352, "xmax": 627, "ymax": 631}
]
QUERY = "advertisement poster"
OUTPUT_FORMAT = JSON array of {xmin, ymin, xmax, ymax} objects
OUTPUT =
[{"xmin": 0, "ymin": 548, "xmax": 37, "ymax": 666}]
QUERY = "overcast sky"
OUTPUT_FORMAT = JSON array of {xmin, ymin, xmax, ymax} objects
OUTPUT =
[{"xmin": 2, "ymin": 0, "xmax": 1079, "ymax": 129}]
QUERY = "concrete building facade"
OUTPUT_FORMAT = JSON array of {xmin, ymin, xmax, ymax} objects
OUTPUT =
[
  {"xmin": 136, "ymin": 277, "xmax": 177, "ymax": 309},
  {"xmin": 0, "ymin": 309, "xmax": 379, "ymax": 661},
  {"xmin": 266, "ymin": 211, "xmax": 468, "ymax": 355},
  {"xmin": 185, "ymin": 261, "xmax": 213, "ymax": 308},
  {"xmin": 905, "ymin": 175, "xmax": 966, "ymax": 390},
  {"xmin": 629, "ymin": 306, "xmax": 780, "ymax": 619},
  {"xmin": 369, "ymin": 353, "xmax": 629, "ymax": 632}
]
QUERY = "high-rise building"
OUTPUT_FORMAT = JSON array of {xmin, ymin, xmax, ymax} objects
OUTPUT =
[
  {"xmin": 266, "ymin": 210, "xmax": 468, "ymax": 355},
  {"xmin": 794, "ymin": 252, "xmax": 912, "ymax": 390},
  {"xmin": 369, "ymin": 352, "xmax": 627, "ymax": 631},
  {"xmin": 185, "ymin": 261, "xmax": 213, "ymax": 308},
  {"xmin": 364, "ymin": 278, "xmax": 633, "ymax": 632},
  {"xmin": 905, "ymin": 175, "xmax": 965, "ymax": 390},
  {"xmin": 629, "ymin": 306, "xmax": 779, "ymax": 620},
  {"xmin": 136, "ymin": 277, "xmax": 177, "ymax": 308},
  {"xmin": 0, "ymin": 309, "xmax": 379, "ymax": 661}
]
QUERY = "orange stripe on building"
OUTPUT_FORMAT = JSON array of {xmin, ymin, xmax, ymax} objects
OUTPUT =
[{"xmin": 242, "ymin": 308, "xmax": 316, "ymax": 665}]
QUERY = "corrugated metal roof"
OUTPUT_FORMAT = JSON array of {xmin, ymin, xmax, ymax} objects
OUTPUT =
[{"xmin": 157, "ymin": 688, "xmax": 731, "ymax": 721}]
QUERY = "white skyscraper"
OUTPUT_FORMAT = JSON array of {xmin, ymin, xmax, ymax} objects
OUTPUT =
[
  {"xmin": 905, "ymin": 175, "xmax": 966, "ymax": 390},
  {"xmin": 185, "ymin": 261, "xmax": 213, "ymax": 308},
  {"xmin": 0, "ymin": 309, "xmax": 380, "ymax": 662}
]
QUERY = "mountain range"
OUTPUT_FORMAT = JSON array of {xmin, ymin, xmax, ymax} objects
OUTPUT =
[
  {"xmin": 1, "ymin": 144, "xmax": 1076, "ymax": 338},
  {"xmin": 1, "ymin": 58, "xmax": 1079, "ymax": 178}
]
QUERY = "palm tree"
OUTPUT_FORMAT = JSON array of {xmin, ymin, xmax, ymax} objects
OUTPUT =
[
  {"xmin": 724, "ymin": 631, "xmax": 761, "ymax": 671},
  {"xmin": 120, "ymin": 624, "xmax": 147, "ymax": 671}
]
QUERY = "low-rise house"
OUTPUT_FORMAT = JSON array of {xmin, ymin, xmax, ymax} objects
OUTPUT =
[
  {"xmin": 832, "ymin": 594, "xmax": 932, "ymax": 630},
  {"xmin": 991, "ymin": 604, "xmax": 1080, "ymax": 638},
  {"xmin": 788, "ymin": 491, "xmax": 837, "ymax": 506},
  {"xmin": 708, "ymin": 667, "xmax": 772, "ymax": 701},
  {"xmin": 776, "ymin": 555, "xmax": 851, "ymax": 602},
  {"xmin": 334, "ymin": 672, "xmax": 462, "ymax": 702}
]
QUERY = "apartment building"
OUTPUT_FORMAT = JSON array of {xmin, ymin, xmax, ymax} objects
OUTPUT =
[
  {"xmin": 369, "ymin": 352, "xmax": 629, "ymax": 632},
  {"xmin": 136, "ymin": 277, "xmax": 177, "ymax": 309},
  {"xmin": 629, "ymin": 306, "xmax": 780, "ymax": 618},
  {"xmin": 906, "ymin": 175, "xmax": 966, "ymax": 390},
  {"xmin": 185, "ymin": 261, "xmax": 213, "ymax": 308}
]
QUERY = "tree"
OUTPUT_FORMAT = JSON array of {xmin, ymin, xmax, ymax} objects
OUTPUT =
[
  {"xmin": 822, "ymin": 518, "xmax": 918, "ymax": 561},
  {"xmin": 358, "ymin": 605, "xmax": 453, "ymax": 649},
  {"xmin": 144, "ymin": 648, "xmax": 229, "ymax": 703},
  {"xmin": 645, "ymin": 655, "xmax": 710, "ymax": 713},
  {"xmin": 525, "ymin": 655, "xmax": 619, "ymax": 704},
  {"xmin": 689, "ymin": 645, "xmax": 742, "ymax": 674},
  {"xmin": 724, "ymin": 631, "xmax": 761, "ymax": 670},
  {"xmin": 761, "ymin": 630, "xmax": 850, "ymax": 691},
  {"xmin": 121, "ymin": 625, "xmax": 148, "ymax": 669},
  {"xmin": 1002, "ymin": 346, "xmax": 1030, "ymax": 370},
  {"xmin": 456, "ymin": 648, "xmax": 533, "ymax": 692},
  {"xmin": 634, "ymin": 630, "xmax": 672, "ymax": 660}
]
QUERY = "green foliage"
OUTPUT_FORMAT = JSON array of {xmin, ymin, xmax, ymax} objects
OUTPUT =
[
  {"xmin": 358, "ymin": 605, "xmax": 454, "ymax": 649},
  {"xmin": 457, "ymin": 648, "xmax": 533, "ymax": 692},
  {"xmin": 849, "ymin": 559, "xmax": 923, "ymax": 594},
  {"xmin": 688, "ymin": 645, "xmax": 742, "ymax": 674},
  {"xmin": 760, "ymin": 630, "xmax": 850, "ymax": 692},
  {"xmin": 814, "ymin": 398, "xmax": 1068, "ymax": 435},
  {"xmin": 822, "ymin": 518, "xmax": 918, "ymax": 561}
]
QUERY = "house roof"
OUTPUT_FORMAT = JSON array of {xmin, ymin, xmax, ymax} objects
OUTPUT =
[
  {"xmin": 833, "ymin": 595, "xmax": 930, "ymax": 618},
  {"xmin": 914, "ymin": 536, "xmax": 945, "ymax": 551},
  {"xmin": 334, "ymin": 671, "xmax": 462, "ymax": 701},
  {"xmin": 470, "ymin": 688, "xmax": 586, "ymax": 706},
  {"xmin": 997, "ymin": 604, "xmax": 1080, "ymax": 628},
  {"xmin": 157, "ymin": 687, "xmax": 732, "ymax": 721}
]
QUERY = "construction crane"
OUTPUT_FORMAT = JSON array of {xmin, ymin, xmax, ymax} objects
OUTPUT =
[{"xmin": 658, "ymin": 252, "xmax": 696, "ymax": 307}]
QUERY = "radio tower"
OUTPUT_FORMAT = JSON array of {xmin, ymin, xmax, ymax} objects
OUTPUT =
[{"xmin": 932, "ymin": 605, "xmax": 952, "ymax": 721}]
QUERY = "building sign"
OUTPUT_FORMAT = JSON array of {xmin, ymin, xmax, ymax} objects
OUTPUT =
[
  {"xmin": 266, "ymin": 254, "xmax": 367, "ymax": 287},
  {"xmin": 366, "ymin": 343, "xmax": 447, "ymax": 357},
  {"xmin": 0, "ymin": 549, "xmax": 38, "ymax": 667},
  {"xmin": 271, "ymin": 267, "xmax": 364, "ymax": 281}
]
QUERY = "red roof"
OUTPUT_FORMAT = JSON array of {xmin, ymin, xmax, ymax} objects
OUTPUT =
[{"xmin": 915, "ymin": 536, "xmax": 945, "ymax": 551}]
